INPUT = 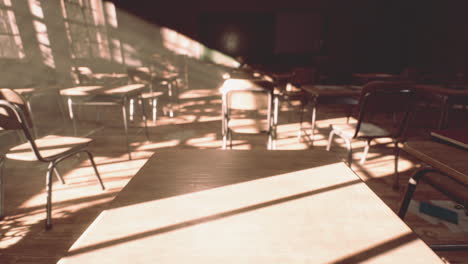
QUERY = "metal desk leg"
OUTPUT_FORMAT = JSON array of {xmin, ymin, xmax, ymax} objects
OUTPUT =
[
  {"xmin": 360, "ymin": 139, "xmax": 371, "ymax": 165},
  {"xmin": 139, "ymin": 94, "xmax": 149, "ymax": 141},
  {"xmin": 393, "ymin": 139, "xmax": 400, "ymax": 190},
  {"xmin": 121, "ymin": 96, "xmax": 131, "ymax": 160},
  {"xmin": 398, "ymin": 167, "xmax": 437, "ymax": 219},
  {"xmin": 152, "ymin": 98, "xmax": 158, "ymax": 123},
  {"xmin": 297, "ymin": 100, "xmax": 305, "ymax": 140},
  {"xmin": 129, "ymin": 98, "xmax": 134, "ymax": 122},
  {"xmin": 438, "ymin": 95, "xmax": 449, "ymax": 129},
  {"xmin": 310, "ymin": 100, "xmax": 317, "ymax": 145},
  {"xmin": 67, "ymin": 97, "xmax": 77, "ymax": 136},
  {"xmin": 0, "ymin": 156, "xmax": 4, "ymax": 220},
  {"xmin": 168, "ymin": 82, "xmax": 174, "ymax": 118},
  {"xmin": 272, "ymin": 95, "xmax": 279, "ymax": 150}
]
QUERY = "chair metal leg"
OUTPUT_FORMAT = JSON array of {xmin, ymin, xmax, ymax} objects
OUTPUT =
[
  {"xmin": 398, "ymin": 167, "xmax": 435, "ymax": 219},
  {"xmin": 268, "ymin": 133, "xmax": 273, "ymax": 150},
  {"xmin": 0, "ymin": 156, "xmax": 5, "ymax": 220},
  {"xmin": 83, "ymin": 150, "xmax": 105, "ymax": 190},
  {"xmin": 139, "ymin": 95, "xmax": 150, "ymax": 141},
  {"xmin": 437, "ymin": 95, "xmax": 449, "ymax": 129},
  {"xmin": 26, "ymin": 100, "xmax": 39, "ymax": 138},
  {"xmin": 360, "ymin": 140, "xmax": 371, "ymax": 165},
  {"xmin": 345, "ymin": 139, "xmax": 353, "ymax": 166},
  {"xmin": 272, "ymin": 95, "xmax": 279, "ymax": 150},
  {"xmin": 152, "ymin": 98, "xmax": 158, "ymax": 123},
  {"xmin": 297, "ymin": 100, "xmax": 305, "ymax": 140},
  {"xmin": 53, "ymin": 167, "xmax": 65, "ymax": 184},
  {"xmin": 67, "ymin": 97, "xmax": 77, "ymax": 136},
  {"xmin": 393, "ymin": 139, "xmax": 400, "ymax": 190},
  {"xmin": 326, "ymin": 130, "xmax": 335, "ymax": 151},
  {"xmin": 45, "ymin": 162, "xmax": 55, "ymax": 230},
  {"xmin": 346, "ymin": 105, "xmax": 352, "ymax": 124},
  {"xmin": 168, "ymin": 82, "xmax": 174, "ymax": 118},
  {"xmin": 228, "ymin": 130, "xmax": 233, "ymax": 149},
  {"xmin": 222, "ymin": 134, "xmax": 227, "ymax": 150},
  {"xmin": 222, "ymin": 99, "xmax": 228, "ymax": 150},
  {"xmin": 174, "ymin": 80, "xmax": 180, "ymax": 113},
  {"xmin": 122, "ymin": 97, "xmax": 132, "ymax": 160},
  {"xmin": 129, "ymin": 98, "xmax": 134, "ymax": 122},
  {"xmin": 273, "ymin": 95, "xmax": 279, "ymax": 128},
  {"xmin": 310, "ymin": 103, "xmax": 317, "ymax": 145},
  {"xmin": 398, "ymin": 169, "xmax": 468, "ymax": 251}
]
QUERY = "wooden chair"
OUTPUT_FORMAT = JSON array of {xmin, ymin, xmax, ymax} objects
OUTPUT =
[
  {"xmin": 397, "ymin": 140, "xmax": 468, "ymax": 251},
  {"xmin": 221, "ymin": 79, "xmax": 278, "ymax": 150},
  {"xmin": 398, "ymin": 167, "xmax": 468, "ymax": 250},
  {"xmin": 326, "ymin": 81, "xmax": 415, "ymax": 189},
  {"xmin": 0, "ymin": 88, "xmax": 105, "ymax": 229}
]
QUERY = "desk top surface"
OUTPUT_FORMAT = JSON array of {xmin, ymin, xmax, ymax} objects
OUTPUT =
[
  {"xmin": 403, "ymin": 140, "xmax": 468, "ymax": 185},
  {"xmin": 59, "ymin": 150, "xmax": 442, "ymax": 264},
  {"xmin": 414, "ymin": 84, "xmax": 468, "ymax": 96},
  {"xmin": 60, "ymin": 84, "xmax": 145, "ymax": 96},
  {"xmin": 352, "ymin": 73, "xmax": 399, "ymax": 78},
  {"xmin": 301, "ymin": 84, "xmax": 362, "ymax": 97}
]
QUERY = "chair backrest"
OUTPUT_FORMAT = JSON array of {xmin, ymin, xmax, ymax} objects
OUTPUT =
[
  {"xmin": 290, "ymin": 67, "xmax": 317, "ymax": 87},
  {"xmin": 127, "ymin": 67, "xmax": 152, "ymax": 84},
  {"xmin": 0, "ymin": 89, "xmax": 44, "ymax": 160},
  {"xmin": 72, "ymin": 66, "xmax": 93, "ymax": 85},
  {"xmin": 220, "ymin": 79, "xmax": 273, "ymax": 111},
  {"xmin": 0, "ymin": 89, "xmax": 33, "ymax": 131},
  {"xmin": 354, "ymin": 81, "xmax": 415, "ymax": 138}
]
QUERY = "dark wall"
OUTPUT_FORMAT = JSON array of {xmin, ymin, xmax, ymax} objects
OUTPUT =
[
  {"xmin": 112, "ymin": 0, "xmax": 468, "ymax": 74},
  {"xmin": 198, "ymin": 13, "xmax": 276, "ymax": 64}
]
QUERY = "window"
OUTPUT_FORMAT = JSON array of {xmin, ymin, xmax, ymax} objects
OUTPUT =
[
  {"xmin": 103, "ymin": 1, "xmax": 123, "ymax": 63},
  {"xmin": 61, "ymin": 0, "xmax": 110, "ymax": 60},
  {"xmin": 0, "ymin": 0, "xmax": 25, "ymax": 59},
  {"xmin": 29, "ymin": 0, "xmax": 56, "ymax": 68}
]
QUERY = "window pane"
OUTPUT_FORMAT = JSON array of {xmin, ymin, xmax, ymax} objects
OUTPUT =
[
  {"xmin": 0, "ymin": 10, "xmax": 10, "ymax": 33},
  {"xmin": 69, "ymin": 23, "xmax": 89, "ymax": 41},
  {"xmin": 83, "ymin": 8, "xmax": 94, "ymax": 25},
  {"xmin": 7, "ymin": 10, "xmax": 19, "ymax": 34},
  {"xmin": 65, "ymin": 3, "xmax": 84, "ymax": 21},
  {"xmin": 72, "ymin": 41, "xmax": 90, "ymax": 58},
  {"xmin": 28, "ymin": 0, "xmax": 44, "ymax": 19},
  {"xmin": 104, "ymin": 2, "xmax": 118, "ymax": 27},
  {"xmin": 0, "ymin": 35, "xmax": 17, "ymax": 58},
  {"xmin": 1, "ymin": 0, "xmax": 12, "ymax": 7}
]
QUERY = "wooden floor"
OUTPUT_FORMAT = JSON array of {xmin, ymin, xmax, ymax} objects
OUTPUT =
[{"xmin": 0, "ymin": 68, "xmax": 467, "ymax": 263}]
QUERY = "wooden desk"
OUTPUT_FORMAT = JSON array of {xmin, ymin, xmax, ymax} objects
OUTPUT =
[
  {"xmin": 403, "ymin": 140, "xmax": 468, "ymax": 185},
  {"xmin": 59, "ymin": 150, "xmax": 442, "ymax": 264},
  {"xmin": 352, "ymin": 73, "xmax": 402, "ymax": 85},
  {"xmin": 414, "ymin": 84, "xmax": 468, "ymax": 129},
  {"xmin": 60, "ymin": 84, "xmax": 145, "ymax": 98},
  {"xmin": 60, "ymin": 84, "xmax": 148, "ymax": 160},
  {"xmin": 300, "ymin": 85, "xmax": 361, "ymax": 142}
]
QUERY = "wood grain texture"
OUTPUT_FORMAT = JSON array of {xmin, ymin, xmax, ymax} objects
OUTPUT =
[
  {"xmin": 403, "ymin": 141, "xmax": 468, "ymax": 185},
  {"xmin": 415, "ymin": 84, "xmax": 468, "ymax": 96},
  {"xmin": 59, "ymin": 150, "xmax": 443, "ymax": 264}
]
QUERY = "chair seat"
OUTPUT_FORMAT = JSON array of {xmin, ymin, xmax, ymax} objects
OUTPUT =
[
  {"xmin": 228, "ymin": 119, "xmax": 270, "ymax": 134},
  {"xmin": 423, "ymin": 172, "xmax": 468, "ymax": 203},
  {"xmin": 6, "ymin": 135, "xmax": 93, "ymax": 161},
  {"xmin": 331, "ymin": 122, "xmax": 390, "ymax": 139},
  {"xmin": 69, "ymin": 94, "xmax": 123, "ymax": 106},
  {"xmin": 140, "ymin": 91, "xmax": 164, "ymax": 99}
]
